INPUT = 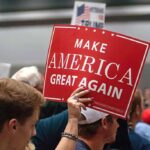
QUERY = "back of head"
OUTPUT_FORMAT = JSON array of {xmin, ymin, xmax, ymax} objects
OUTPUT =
[
  {"xmin": 129, "ymin": 89, "xmax": 143, "ymax": 121},
  {"xmin": 11, "ymin": 66, "xmax": 44, "ymax": 92},
  {"xmin": 78, "ymin": 108, "xmax": 109, "ymax": 139},
  {"xmin": 144, "ymin": 88, "xmax": 150, "ymax": 101},
  {"xmin": 0, "ymin": 78, "xmax": 44, "ymax": 132}
]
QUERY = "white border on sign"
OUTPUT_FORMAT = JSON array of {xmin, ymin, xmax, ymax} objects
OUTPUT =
[{"xmin": 44, "ymin": 25, "xmax": 149, "ymax": 118}]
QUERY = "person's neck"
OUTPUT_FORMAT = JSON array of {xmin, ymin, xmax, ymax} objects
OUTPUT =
[
  {"xmin": 0, "ymin": 133, "xmax": 12, "ymax": 150},
  {"xmin": 0, "ymin": 138, "xmax": 9, "ymax": 150},
  {"xmin": 79, "ymin": 135, "xmax": 104, "ymax": 150}
]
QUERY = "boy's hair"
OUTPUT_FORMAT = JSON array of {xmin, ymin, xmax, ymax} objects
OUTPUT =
[
  {"xmin": 78, "ymin": 115, "xmax": 113, "ymax": 139},
  {"xmin": 0, "ymin": 78, "xmax": 44, "ymax": 132}
]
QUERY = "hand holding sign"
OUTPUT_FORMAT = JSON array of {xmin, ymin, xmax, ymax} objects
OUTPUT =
[
  {"xmin": 67, "ymin": 87, "xmax": 93, "ymax": 120},
  {"xmin": 44, "ymin": 25, "xmax": 150, "ymax": 118}
]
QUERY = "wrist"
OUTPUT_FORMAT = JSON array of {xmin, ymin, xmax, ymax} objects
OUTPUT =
[
  {"xmin": 68, "ymin": 117, "xmax": 79, "ymax": 123},
  {"xmin": 61, "ymin": 132, "xmax": 78, "ymax": 141}
]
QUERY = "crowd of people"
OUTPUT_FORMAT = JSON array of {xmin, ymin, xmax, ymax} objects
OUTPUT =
[{"xmin": 0, "ymin": 65, "xmax": 150, "ymax": 150}]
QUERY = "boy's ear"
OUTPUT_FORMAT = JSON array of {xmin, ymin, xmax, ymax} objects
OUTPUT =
[{"xmin": 8, "ymin": 119, "xmax": 17, "ymax": 133}]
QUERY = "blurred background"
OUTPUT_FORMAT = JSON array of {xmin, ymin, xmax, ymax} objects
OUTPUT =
[{"xmin": 0, "ymin": 0, "xmax": 150, "ymax": 89}]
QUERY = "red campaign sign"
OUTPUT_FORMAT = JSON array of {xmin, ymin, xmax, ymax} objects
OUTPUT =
[{"xmin": 43, "ymin": 24, "xmax": 150, "ymax": 118}]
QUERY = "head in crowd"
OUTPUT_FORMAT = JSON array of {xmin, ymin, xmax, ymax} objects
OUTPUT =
[
  {"xmin": 78, "ymin": 107, "xmax": 119, "ymax": 150},
  {"xmin": 0, "ymin": 78, "xmax": 44, "ymax": 150},
  {"xmin": 143, "ymin": 88, "xmax": 150, "ymax": 108},
  {"xmin": 11, "ymin": 66, "xmax": 44, "ymax": 92},
  {"xmin": 128, "ymin": 89, "xmax": 144, "ymax": 128},
  {"xmin": 142, "ymin": 108, "xmax": 150, "ymax": 124},
  {"xmin": 144, "ymin": 88, "xmax": 150, "ymax": 101}
]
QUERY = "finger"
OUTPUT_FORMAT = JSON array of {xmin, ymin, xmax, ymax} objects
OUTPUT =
[
  {"xmin": 74, "ymin": 102, "xmax": 86, "ymax": 110},
  {"xmin": 78, "ymin": 97, "xmax": 93, "ymax": 103},
  {"xmin": 75, "ymin": 89, "xmax": 90, "ymax": 98},
  {"xmin": 70, "ymin": 87, "xmax": 85, "ymax": 96}
]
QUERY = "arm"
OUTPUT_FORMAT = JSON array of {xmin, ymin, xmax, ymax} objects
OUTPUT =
[
  {"xmin": 55, "ymin": 117, "xmax": 78, "ymax": 150},
  {"xmin": 55, "ymin": 87, "xmax": 92, "ymax": 150}
]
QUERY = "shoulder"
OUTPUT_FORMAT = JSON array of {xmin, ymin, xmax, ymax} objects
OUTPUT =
[
  {"xmin": 135, "ymin": 122, "xmax": 150, "ymax": 130},
  {"xmin": 32, "ymin": 110, "xmax": 68, "ymax": 150},
  {"xmin": 135, "ymin": 122, "xmax": 150, "ymax": 142},
  {"xmin": 75, "ymin": 139, "xmax": 91, "ymax": 150},
  {"xmin": 129, "ymin": 129, "xmax": 150, "ymax": 150},
  {"xmin": 37, "ymin": 110, "xmax": 68, "ymax": 127}
]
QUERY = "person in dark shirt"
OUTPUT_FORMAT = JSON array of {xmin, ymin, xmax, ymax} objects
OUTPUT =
[
  {"xmin": 33, "ymin": 110, "xmax": 68, "ymax": 150},
  {"xmin": 75, "ymin": 107, "xmax": 119, "ymax": 150}
]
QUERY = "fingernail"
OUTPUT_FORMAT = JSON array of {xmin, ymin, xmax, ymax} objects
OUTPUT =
[
  {"xmin": 88, "ymin": 103, "xmax": 91, "ymax": 107},
  {"xmin": 85, "ymin": 89, "xmax": 90, "ymax": 92}
]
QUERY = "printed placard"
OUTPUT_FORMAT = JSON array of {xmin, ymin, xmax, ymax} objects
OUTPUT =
[
  {"xmin": 43, "ymin": 25, "xmax": 149, "ymax": 118},
  {"xmin": 0, "ymin": 63, "xmax": 11, "ymax": 78},
  {"xmin": 71, "ymin": 1, "xmax": 106, "ymax": 28}
]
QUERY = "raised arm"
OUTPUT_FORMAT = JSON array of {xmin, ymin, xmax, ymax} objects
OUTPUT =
[{"xmin": 55, "ymin": 87, "xmax": 93, "ymax": 150}]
